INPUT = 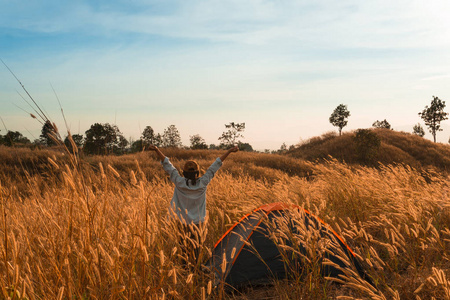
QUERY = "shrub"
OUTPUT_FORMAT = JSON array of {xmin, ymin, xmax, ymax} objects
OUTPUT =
[{"xmin": 353, "ymin": 129, "xmax": 381, "ymax": 165}]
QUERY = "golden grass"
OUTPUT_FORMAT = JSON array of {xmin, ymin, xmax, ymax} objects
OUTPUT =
[{"xmin": 0, "ymin": 146, "xmax": 449, "ymax": 299}]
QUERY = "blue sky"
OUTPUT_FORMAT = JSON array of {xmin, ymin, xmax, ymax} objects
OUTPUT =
[{"xmin": 1, "ymin": 0, "xmax": 450, "ymax": 150}]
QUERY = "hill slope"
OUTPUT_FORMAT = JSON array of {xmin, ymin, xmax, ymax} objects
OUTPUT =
[{"xmin": 287, "ymin": 129, "xmax": 450, "ymax": 171}]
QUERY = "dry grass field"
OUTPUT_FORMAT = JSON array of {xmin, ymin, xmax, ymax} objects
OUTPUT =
[{"xmin": 1, "ymin": 144, "xmax": 450, "ymax": 299}]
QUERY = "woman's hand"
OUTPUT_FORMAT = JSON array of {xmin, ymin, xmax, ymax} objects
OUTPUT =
[
  {"xmin": 220, "ymin": 146, "xmax": 239, "ymax": 161},
  {"xmin": 148, "ymin": 145, "xmax": 166, "ymax": 161},
  {"xmin": 229, "ymin": 146, "xmax": 239, "ymax": 153}
]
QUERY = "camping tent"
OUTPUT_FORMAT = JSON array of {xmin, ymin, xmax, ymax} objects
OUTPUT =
[{"xmin": 208, "ymin": 202, "xmax": 369, "ymax": 288}]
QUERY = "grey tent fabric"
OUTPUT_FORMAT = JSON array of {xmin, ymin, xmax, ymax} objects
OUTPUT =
[{"xmin": 208, "ymin": 202, "xmax": 371, "ymax": 288}]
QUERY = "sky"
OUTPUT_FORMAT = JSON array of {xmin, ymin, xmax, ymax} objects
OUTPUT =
[{"xmin": 1, "ymin": 0, "xmax": 450, "ymax": 150}]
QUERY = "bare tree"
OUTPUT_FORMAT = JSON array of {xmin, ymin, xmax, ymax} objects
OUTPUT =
[{"xmin": 218, "ymin": 122, "xmax": 245, "ymax": 148}]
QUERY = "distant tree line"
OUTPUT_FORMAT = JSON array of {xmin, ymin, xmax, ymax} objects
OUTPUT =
[
  {"xmin": 0, "ymin": 121, "xmax": 254, "ymax": 155},
  {"xmin": 0, "ymin": 130, "xmax": 31, "ymax": 146}
]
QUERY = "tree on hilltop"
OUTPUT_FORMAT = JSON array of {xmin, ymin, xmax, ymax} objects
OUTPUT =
[
  {"xmin": 372, "ymin": 119, "xmax": 392, "ymax": 129},
  {"xmin": 419, "ymin": 96, "xmax": 448, "ymax": 143},
  {"xmin": 412, "ymin": 123, "xmax": 425, "ymax": 137},
  {"xmin": 329, "ymin": 104, "xmax": 350, "ymax": 136}
]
